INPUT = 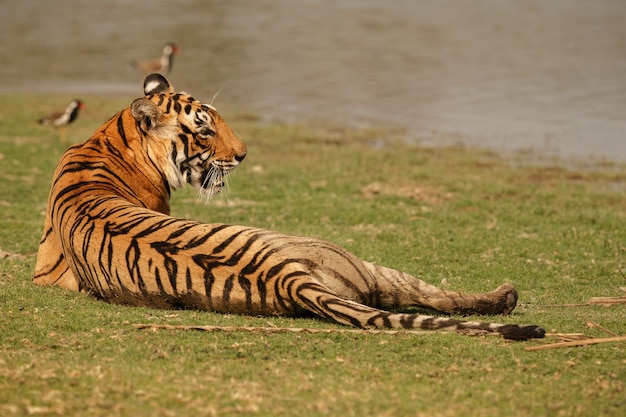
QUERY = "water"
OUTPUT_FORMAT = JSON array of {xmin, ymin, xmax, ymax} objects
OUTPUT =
[{"xmin": 2, "ymin": 0, "xmax": 625, "ymax": 162}]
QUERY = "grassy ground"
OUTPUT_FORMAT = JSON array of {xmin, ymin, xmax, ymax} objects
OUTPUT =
[{"xmin": 0, "ymin": 94, "xmax": 625, "ymax": 416}]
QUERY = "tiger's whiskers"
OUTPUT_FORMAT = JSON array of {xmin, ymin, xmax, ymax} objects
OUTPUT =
[
  {"xmin": 221, "ymin": 172, "xmax": 232, "ymax": 202},
  {"xmin": 210, "ymin": 87, "xmax": 225, "ymax": 107},
  {"xmin": 198, "ymin": 166, "xmax": 230, "ymax": 202}
]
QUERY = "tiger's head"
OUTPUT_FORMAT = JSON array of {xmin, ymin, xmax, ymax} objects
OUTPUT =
[{"xmin": 130, "ymin": 74, "xmax": 247, "ymax": 199}]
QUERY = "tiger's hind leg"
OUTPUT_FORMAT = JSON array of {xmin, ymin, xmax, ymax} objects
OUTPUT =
[
  {"xmin": 284, "ymin": 273, "xmax": 544, "ymax": 340},
  {"xmin": 362, "ymin": 262, "xmax": 519, "ymax": 316}
]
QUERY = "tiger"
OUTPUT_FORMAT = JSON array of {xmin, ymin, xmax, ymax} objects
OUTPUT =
[{"xmin": 33, "ymin": 73, "xmax": 545, "ymax": 340}]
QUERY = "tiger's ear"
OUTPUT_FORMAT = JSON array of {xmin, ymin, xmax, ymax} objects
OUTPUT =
[
  {"xmin": 131, "ymin": 98, "xmax": 161, "ymax": 133},
  {"xmin": 143, "ymin": 73, "xmax": 175, "ymax": 96}
]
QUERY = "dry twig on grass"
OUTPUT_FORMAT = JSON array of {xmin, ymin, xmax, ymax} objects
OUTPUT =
[
  {"xmin": 588, "ymin": 296, "xmax": 626, "ymax": 305},
  {"xmin": 133, "ymin": 323, "xmax": 436, "ymax": 336},
  {"xmin": 586, "ymin": 321, "xmax": 619, "ymax": 337},
  {"xmin": 133, "ymin": 323, "xmax": 510, "ymax": 338},
  {"xmin": 522, "ymin": 294, "xmax": 626, "ymax": 308},
  {"xmin": 526, "ymin": 335, "xmax": 626, "ymax": 351},
  {"xmin": 545, "ymin": 333, "xmax": 590, "ymax": 342}
]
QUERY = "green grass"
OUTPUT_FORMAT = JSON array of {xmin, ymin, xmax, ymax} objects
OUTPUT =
[{"xmin": 1, "ymin": 93, "xmax": 625, "ymax": 416}]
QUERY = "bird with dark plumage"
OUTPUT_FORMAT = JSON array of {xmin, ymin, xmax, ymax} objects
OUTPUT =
[
  {"xmin": 38, "ymin": 99, "xmax": 84, "ymax": 145},
  {"xmin": 130, "ymin": 43, "xmax": 179, "ymax": 75}
]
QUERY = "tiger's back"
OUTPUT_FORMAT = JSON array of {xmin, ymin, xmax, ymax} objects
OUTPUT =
[{"xmin": 34, "ymin": 74, "xmax": 545, "ymax": 340}]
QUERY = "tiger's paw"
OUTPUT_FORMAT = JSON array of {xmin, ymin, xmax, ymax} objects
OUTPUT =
[
  {"xmin": 494, "ymin": 283, "xmax": 519, "ymax": 315},
  {"xmin": 499, "ymin": 324, "xmax": 546, "ymax": 341},
  {"xmin": 465, "ymin": 283, "xmax": 519, "ymax": 316}
]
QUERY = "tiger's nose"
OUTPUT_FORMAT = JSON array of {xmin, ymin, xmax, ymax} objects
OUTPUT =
[{"xmin": 234, "ymin": 149, "xmax": 247, "ymax": 163}]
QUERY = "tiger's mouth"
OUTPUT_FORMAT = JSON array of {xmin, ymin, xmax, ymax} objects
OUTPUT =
[
  {"xmin": 198, "ymin": 166, "xmax": 228, "ymax": 198},
  {"xmin": 181, "ymin": 158, "xmax": 240, "ymax": 199},
  {"xmin": 201, "ymin": 170, "xmax": 225, "ymax": 190}
]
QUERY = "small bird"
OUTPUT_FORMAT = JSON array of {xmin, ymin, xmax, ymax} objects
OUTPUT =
[
  {"xmin": 38, "ymin": 99, "xmax": 84, "ymax": 145},
  {"xmin": 130, "ymin": 43, "xmax": 179, "ymax": 75}
]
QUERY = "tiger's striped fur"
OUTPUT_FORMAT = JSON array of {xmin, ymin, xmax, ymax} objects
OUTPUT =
[{"xmin": 34, "ymin": 74, "xmax": 545, "ymax": 340}]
